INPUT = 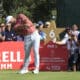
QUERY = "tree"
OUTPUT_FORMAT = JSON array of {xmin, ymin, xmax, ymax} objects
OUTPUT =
[{"xmin": 2, "ymin": 0, "xmax": 56, "ymax": 22}]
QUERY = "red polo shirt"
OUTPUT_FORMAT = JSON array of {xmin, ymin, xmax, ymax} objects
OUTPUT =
[{"xmin": 14, "ymin": 13, "xmax": 36, "ymax": 35}]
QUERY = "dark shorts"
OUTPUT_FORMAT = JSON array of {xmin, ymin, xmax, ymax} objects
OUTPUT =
[{"xmin": 68, "ymin": 49, "xmax": 78, "ymax": 66}]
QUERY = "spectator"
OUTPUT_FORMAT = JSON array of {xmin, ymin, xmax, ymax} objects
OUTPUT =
[
  {"xmin": 44, "ymin": 21, "xmax": 50, "ymax": 28},
  {"xmin": 37, "ymin": 21, "xmax": 44, "ymax": 28},
  {"xmin": 36, "ymin": 22, "xmax": 46, "ymax": 41},
  {"xmin": 67, "ymin": 34, "xmax": 78, "ymax": 71},
  {"xmin": 71, "ymin": 24, "xmax": 80, "ymax": 37},
  {"xmin": 1, "ymin": 23, "xmax": 6, "ymax": 32},
  {"xmin": 55, "ymin": 27, "xmax": 78, "ymax": 71},
  {"xmin": 0, "ymin": 23, "xmax": 6, "ymax": 41},
  {"xmin": 5, "ymin": 23, "xmax": 17, "ymax": 41},
  {"xmin": 55, "ymin": 27, "xmax": 72, "ymax": 45},
  {"xmin": 6, "ymin": 15, "xmax": 15, "ymax": 24},
  {"xmin": 77, "ymin": 33, "xmax": 80, "ymax": 70}
]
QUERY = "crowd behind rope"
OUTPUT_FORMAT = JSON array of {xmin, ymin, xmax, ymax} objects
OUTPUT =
[
  {"xmin": 0, "ymin": 16, "xmax": 50, "ymax": 42},
  {"xmin": 55, "ymin": 24, "xmax": 80, "ymax": 71},
  {"xmin": 0, "ymin": 15, "xmax": 80, "ymax": 72}
]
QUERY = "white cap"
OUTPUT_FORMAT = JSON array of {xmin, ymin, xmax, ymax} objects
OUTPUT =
[
  {"xmin": 45, "ymin": 21, "xmax": 50, "ymax": 25},
  {"xmin": 6, "ymin": 16, "xmax": 13, "ymax": 23}
]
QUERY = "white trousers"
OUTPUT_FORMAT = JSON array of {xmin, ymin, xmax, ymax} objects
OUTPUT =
[{"xmin": 23, "ymin": 30, "xmax": 40, "ymax": 70}]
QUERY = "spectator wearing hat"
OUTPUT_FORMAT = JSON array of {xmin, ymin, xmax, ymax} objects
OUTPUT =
[
  {"xmin": 36, "ymin": 21, "xmax": 46, "ymax": 42},
  {"xmin": 6, "ymin": 15, "xmax": 16, "ymax": 25},
  {"xmin": 37, "ymin": 21, "xmax": 44, "ymax": 28},
  {"xmin": 44, "ymin": 21, "xmax": 50, "ymax": 28},
  {"xmin": 6, "ymin": 16, "xmax": 24, "ymax": 41}
]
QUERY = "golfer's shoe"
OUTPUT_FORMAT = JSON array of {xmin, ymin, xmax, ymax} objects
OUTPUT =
[
  {"xmin": 19, "ymin": 69, "xmax": 29, "ymax": 74},
  {"xmin": 32, "ymin": 69, "xmax": 39, "ymax": 74}
]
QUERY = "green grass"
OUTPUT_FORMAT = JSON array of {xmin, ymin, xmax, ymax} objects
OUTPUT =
[{"xmin": 0, "ymin": 70, "xmax": 80, "ymax": 80}]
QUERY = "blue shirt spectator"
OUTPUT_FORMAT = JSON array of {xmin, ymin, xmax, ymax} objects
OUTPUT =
[
  {"xmin": 36, "ymin": 21, "xmax": 46, "ymax": 41},
  {"xmin": 39, "ymin": 30, "xmax": 46, "ymax": 40}
]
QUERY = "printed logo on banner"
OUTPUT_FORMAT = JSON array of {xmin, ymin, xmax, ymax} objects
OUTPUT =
[
  {"xmin": 0, "ymin": 41, "xmax": 68, "ymax": 71},
  {"xmin": 0, "ymin": 42, "xmax": 24, "ymax": 70},
  {"xmin": 39, "ymin": 41, "xmax": 68, "ymax": 71}
]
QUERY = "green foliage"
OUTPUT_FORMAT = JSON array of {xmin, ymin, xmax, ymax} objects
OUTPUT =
[
  {"xmin": 12, "ymin": 6, "xmax": 32, "ymax": 18},
  {"xmin": 2, "ymin": 0, "xmax": 56, "ymax": 21}
]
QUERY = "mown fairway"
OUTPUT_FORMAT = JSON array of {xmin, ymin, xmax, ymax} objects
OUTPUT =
[{"xmin": 0, "ymin": 70, "xmax": 80, "ymax": 80}]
